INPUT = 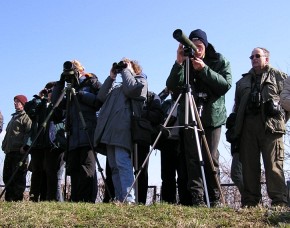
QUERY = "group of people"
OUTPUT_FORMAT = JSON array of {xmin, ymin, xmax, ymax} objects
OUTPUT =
[
  {"xmin": 1, "ymin": 84, "xmax": 66, "ymax": 202},
  {"xmin": 1, "ymin": 28, "xmax": 289, "ymax": 208},
  {"xmin": 25, "ymin": 82, "xmax": 66, "ymax": 202}
]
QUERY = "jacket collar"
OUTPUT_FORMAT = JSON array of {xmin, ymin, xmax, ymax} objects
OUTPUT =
[
  {"xmin": 12, "ymin": 110, "xmax": 26, "ymax": 118},
  {"xmin": 204, "ymin": 43, "xmax": 218, "ymax": 60},
  {"xmin": 242, "ymin": 65, "xmax": 271, "ymax": 77}
]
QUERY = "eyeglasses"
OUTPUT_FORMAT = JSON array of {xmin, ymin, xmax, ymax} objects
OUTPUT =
[{"xmin": 249, "ymin": 54, "xmax": 265, "ymax": 60}]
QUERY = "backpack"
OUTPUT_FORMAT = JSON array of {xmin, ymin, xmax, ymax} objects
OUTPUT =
[{"xmin": 49, "ymin": 121, "xmax": 67, "ymax": 150}]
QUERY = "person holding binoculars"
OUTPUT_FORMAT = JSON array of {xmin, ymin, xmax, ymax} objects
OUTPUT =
[{"xmin": 94, "ymin": 58, "xmax": 148, "ymax": 204}]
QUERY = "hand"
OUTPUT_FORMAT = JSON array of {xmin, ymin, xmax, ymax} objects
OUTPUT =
[
  {"xmin": 39, "ymin": 88, "xmax": 49, "ymax": 99},
  {"xmin": 79, "ymin": 71, "xmax": 86, "ymax": 77},
  {"xmin": 60, "ymin": 73, "xmax": 66, "ymax": 82},
  {"xmin": 20, "ymin": 147, "xmax": 26, "ymax": 154},
  {"xmin": 176, "ymin": 44, "xmax": 185, "ymax": 65},
  {"xmin": 20, "ymin": 145, "xmax": 30, "ymax": 154},
  {"xmin": 126, "ymin": 61, "xmax": 135, "ymax": 74},
  {"xmin": 110, "ymin": 68, "xmax": 117, "ymax": 80},
  {"xmin": 190, "ymin": 57, "xmax": 205, "ymax": 71}
]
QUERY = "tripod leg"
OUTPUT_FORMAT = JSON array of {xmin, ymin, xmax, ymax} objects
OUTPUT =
[
  {"xmin": 0, "ymin": 153, "xmax": 29, "ymax": 200},
  {"xmin": 186, "ymin": 92, "xmax": 210, "ymax": 207},
  {"xmin": 63, "ymin": 169, "xmax": 68, "ymax": 201},
  {"xmin": 69, "ymin": 88, "xmax": 111, "ymax": 200},
  {"xmin": 190, "ymin": 94, "xmax": 225, "ymax": 205},
  {"xmin": 123, "ymin": 93, "xmax": 184, "ymax": 203},
  {"xmin": 132, "ymin": 144, "xmax": 139, "ymax": 203}
]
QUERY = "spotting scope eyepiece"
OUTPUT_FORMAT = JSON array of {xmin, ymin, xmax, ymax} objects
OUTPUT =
[{"xmin": 173, "ymin": 29, "xmax": 197, "ymax": 52}]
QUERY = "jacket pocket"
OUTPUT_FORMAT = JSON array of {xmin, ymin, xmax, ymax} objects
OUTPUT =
[
  {"xmin": 265, "ymin": 114, "xmax": 286, "ymax": 134},
  {"xmin": 276, "ymin": 140, "xmax": 284, "ymax": 161}
]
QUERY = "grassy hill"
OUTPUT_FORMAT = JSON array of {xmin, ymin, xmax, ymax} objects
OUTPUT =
[{"xmin": 0, "ymin": 201, "xmax": 289, "ymax": 227}]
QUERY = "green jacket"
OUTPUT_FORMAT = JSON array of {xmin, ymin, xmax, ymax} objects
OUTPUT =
[
  {"xmin": 234, "ymin": 66, "xmax": 288, "ymax": 137},
  {"xmin": 166, "ymin": 43, "xmax": 232, "ymax": 128},
  {"xmin": 2, "ymin": 110, "xmax": 32, "ymax": 153}
]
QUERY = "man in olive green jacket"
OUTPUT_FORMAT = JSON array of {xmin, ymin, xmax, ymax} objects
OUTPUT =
[
  {"xmin": 166, "ymin": 29, "xmax": 232, "ymax": 206},
  {"xmin": 233, "ymin": 47, "xmax": 288, "ymax": 207}
]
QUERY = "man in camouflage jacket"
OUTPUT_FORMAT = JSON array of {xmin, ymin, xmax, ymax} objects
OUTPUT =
[{"xmin": 233, "ymin": 47, "xmax": 288, "ymax": 207}]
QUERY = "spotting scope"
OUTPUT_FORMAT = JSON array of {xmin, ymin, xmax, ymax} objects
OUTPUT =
[{"xmin": 173, "ymin": 29, "xmax": 197, "ymax": 52}]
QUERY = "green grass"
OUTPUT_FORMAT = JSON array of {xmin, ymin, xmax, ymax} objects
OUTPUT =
[{"xmin": 0, "ymin": 201, "xmax": 289, "ymax": 227}]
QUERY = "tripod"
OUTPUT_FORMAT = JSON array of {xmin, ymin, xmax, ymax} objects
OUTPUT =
[
  {"xmin": 132, "ymin": 144, "xmax": 139, "ymax": 203},
  {"xmin": 124, "ymin": 57, "xmax": 225, "ymax": 207},
  {"xmin": 0, "ymin": 89, "xmax": 66, "ymax": 199},
  {"xmin": 58, "ymin": 82, "xmax": 110, "ymax": 201},
  {"xmin": 0, "ymin": 82, "xmax": 110, "ymax": 201}
]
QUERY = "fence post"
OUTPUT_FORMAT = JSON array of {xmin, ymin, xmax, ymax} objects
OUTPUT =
[{"xmin": 287, "ymin": 180, "xmax": 290, "ymax": 206}]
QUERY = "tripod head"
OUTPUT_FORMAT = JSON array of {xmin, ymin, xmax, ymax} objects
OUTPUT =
[
  {"xmin": 178, "ymin": 84, "xmax": 191, "ymax": 94},
  {"xmin": 183, "ymin": 47, "xmax": 196, "ymax": 58}
]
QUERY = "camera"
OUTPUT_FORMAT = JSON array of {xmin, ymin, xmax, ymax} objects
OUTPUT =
[
  {"xmin": 62, "ymin": 61, "xmax": 80, "ymax": 85},
  {"xmin": 112, "ymin": 61, "xmax": 128, "ymax": 73},
  {"xmin": 264, "ymin": 99, "xmax": 282, "ymax": 117},
  {"xmin": 158, "ymin": 88, "xmax": 170, "ymax": 102},
  {"xmin": 196, "ymin": 92, "xmax": 207, "ymax": 116},
  {"xmin": 196, "ymin": 92, "xmax": 208, "ymax": 108}
]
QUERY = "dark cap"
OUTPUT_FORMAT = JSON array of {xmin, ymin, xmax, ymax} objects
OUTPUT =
[
  {"xmin": 189, "ymin": 29, "xmax": 208, "ymax": 48},
  {"xmin": 44, "ymin": 81, "xmax": 57, "ymax": 90}
]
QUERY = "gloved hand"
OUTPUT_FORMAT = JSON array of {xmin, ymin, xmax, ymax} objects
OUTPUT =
[
  {"xmin": 60, "ymin": 73, "xmax": 66, "ymax": 82},
  {"xmin": 226, "ymin": 113, "xmax": 237, "ymax": 129},
  {"xmin": 20, "ymin": 145, "xmax": 30, "ymax": 154}
]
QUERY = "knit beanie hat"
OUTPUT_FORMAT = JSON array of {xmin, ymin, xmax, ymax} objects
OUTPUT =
[
  {"xmin": 189, "ymin": 29, "xmax": 208, "ymax": 48},
  {"xmin": 14, "ymin": 95, "xmax": 28, "ymax": 106}
]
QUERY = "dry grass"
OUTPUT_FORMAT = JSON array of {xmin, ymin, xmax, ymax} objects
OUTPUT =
[{"xmin": 0, "ymin": 201, "xmax": 289, "ymax": 227}]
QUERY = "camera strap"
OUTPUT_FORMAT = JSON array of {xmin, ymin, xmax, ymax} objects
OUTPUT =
[
  {"xmin": 251, "ymin": 74, "xmax": 261, "ymax": 93},
  {"xmin": 251, "ymin": 71, "xmax": 272, "ymax": 96}
]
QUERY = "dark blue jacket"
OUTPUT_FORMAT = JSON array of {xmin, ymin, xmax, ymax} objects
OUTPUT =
[{"xmin": 52, "ymin": 74, "xmax": 102, "ymax": 150}]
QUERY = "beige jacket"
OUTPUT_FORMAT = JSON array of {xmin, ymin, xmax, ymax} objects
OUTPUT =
[
  {"xmin": 280, "ymin": 76, "xmax": 290, "ymax": 111},
  {"xmin": 234, "ymin": 66, "xmax": 287, "ymax": 137}
]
